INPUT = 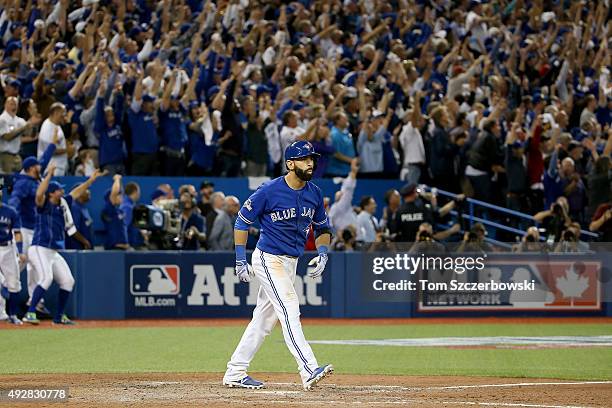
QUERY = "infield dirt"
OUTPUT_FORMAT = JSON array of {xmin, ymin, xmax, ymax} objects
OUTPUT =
[{"xmin": 2, "ymin": 372, "xmax": 611, "ymax": 408}]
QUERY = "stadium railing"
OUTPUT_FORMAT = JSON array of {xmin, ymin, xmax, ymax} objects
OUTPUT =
[{"xmin": 428, "ymin": 187, "xmax": 599, "ymax": 248}]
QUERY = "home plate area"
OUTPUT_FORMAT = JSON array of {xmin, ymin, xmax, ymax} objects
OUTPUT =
[{"xmin": 3, "ymin": 373, "xmax": 611, "ymax": 408}]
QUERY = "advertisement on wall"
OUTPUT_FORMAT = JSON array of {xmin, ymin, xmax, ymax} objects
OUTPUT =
[
  {"xmin": 417, "ymin": 259, "xmax": 602, "ymax": 312},
  {"xmin": 124, "ymin": 253, "xmax": 330, "ymax": 318}
]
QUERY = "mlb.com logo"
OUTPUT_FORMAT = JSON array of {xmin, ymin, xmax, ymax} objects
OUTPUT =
[{"xmin": 131, "ymin": 265, "xmax": 180, "ymax": 297}]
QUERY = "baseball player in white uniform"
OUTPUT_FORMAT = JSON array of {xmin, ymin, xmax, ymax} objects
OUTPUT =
[
  {"xmin": 0, "ymin": 189, "xmax": 25, "ymax": 325},
  {"xmin": 223, "ymin": 141, "xmax": 334, "ymax": 391},
  {"xmin": 22, "ymin": 164, "xmax": 100, "ymax": 325}
]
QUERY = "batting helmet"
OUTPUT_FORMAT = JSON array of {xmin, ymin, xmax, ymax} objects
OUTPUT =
[{"xmin": 284, "ymin": 141, "xmax": 321, "ymax": 161}]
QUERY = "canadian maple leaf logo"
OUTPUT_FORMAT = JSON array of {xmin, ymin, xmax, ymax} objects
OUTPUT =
[{"xmin": 555, "ymin": 265, "xmax": 590, "ymax": 300}]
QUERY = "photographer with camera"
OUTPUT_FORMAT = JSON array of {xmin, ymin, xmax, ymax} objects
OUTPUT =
[
  {"xmin": 409, "ymin": 223, "xmax": 445, "ymax": 254},
  {"xmin": 514, "ymin": 227, "xmax": 543, "ymax": 253},
  {"xmin": 394, "ymin": 183, "xmax": 461, "ymax": 243},
  {"xmin": 533, "ymin": 197, "xmax": 572, "ymax": 242},
  {"xmin": 554, "ymin": 222, "xmax": 589, "ymax": 253},
  {"xmin": 457, "ymin": 223, "xmax": 493, "ymax": 253},
  {"xmin": 176, "ymin": 189, "xmax": 206, "ymax": 250},
  {"xmin": 332, "ymin": 226, "xmax": 357, "ymax": 252}
]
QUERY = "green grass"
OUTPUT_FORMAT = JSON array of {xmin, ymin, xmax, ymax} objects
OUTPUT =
[{"xmin": 1, "ymin": 323, "xmax": 611, "ymax": 380}]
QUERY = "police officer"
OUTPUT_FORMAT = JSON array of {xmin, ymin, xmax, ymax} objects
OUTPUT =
[
  {"xmin": 394, "ymin": 183, "xmax": 434, "ymax": 242},
  {"xmin": 394, "ymin": 183, "xmax": 461, "ymax": 243}
]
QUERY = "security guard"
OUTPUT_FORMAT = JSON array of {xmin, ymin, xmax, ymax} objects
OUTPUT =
[
  {"xmin": 394, "ymin": 183, "xmax": 434, "ymax": 242},
  {"xmin": 394, "ymin": 183, "xmax": 462, "ymax": 243}
]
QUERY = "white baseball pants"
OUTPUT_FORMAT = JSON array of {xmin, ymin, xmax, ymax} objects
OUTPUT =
[
  {"xmin": 0, "ymin": 244, "xmax": 21, "ymax": 293},
  {"xmin": 20, "ymin": 228, "xmax": 37, "ymax": 297},
  {"xmin": 0, "ymin": 244, "xmax": 20, "ymax": 315},
  {"xmin": 28, "ymin": 246, "xmax": 75, "ymax": 291},
  {"xmin": 224, "ymin": 248, "xmax": 319, "ymax": 384}
]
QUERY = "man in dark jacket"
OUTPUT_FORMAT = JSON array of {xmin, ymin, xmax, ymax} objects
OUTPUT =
[
  {"xmin": 428, "ymin": 106, "xmax": 463, "ymax": 192},
  {"xmin": 466, "ymin": 118, "xmax": 505, "ymax": 203}
]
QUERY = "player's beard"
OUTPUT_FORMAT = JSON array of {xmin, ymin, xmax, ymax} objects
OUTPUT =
[{"xmin": 294, "ymin": 167, "xmax": 313, "ymax": 182}]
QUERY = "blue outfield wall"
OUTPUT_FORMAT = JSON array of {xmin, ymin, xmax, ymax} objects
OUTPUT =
[{"xmin": 21, "ymin": 251, "xmax": 611, "ymax": 320}]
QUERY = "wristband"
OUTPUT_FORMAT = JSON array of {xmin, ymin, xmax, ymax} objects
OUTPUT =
[
  {"xmin": 317, "ymin": 245, "xmax": 328, "ymax": 256},
  {"xmin": 235, "ymin": 244, "xmax": 246, "ymax": 262},
  {"xmin": 16, "ymin": 241, "xmax": 23, "ymax": 254}
]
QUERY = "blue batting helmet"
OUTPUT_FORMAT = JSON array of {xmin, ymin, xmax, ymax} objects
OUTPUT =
[{"xmin": 284, "ymin": 141, "xmax": 320, "ymax": 161}]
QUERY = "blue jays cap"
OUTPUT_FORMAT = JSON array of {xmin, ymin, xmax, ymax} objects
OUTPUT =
[
  {"xmin": 22, "ymin": 157, "xmax": 40, "ymax": 170},
  {"xmin": 142, "ymin": 94, "xmax": 155, "ymax": 103},
  {"xmin": 285, "ymin": 141, "xmax": 320, "ymax": 161},
  {"xmin": 47, "ymin": 181, "xmax": 65, "ymax": 194}
]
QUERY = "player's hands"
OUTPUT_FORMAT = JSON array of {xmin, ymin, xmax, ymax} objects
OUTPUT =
[
  {"xmin": 18, "ymin": 254, "xmax": 26, "ymax": 264},
  {"xmin": 46, "ymin": 162, "xmax": 57, "ymax": 177},
  {"xmin": 235, "ymin": 260, "xmax": 254, "ymax": 283},
  {"xmin": 90, "ymin": 168, "xmax": 108, "ymax": 180},
  {"xmin": 307, "ymin": 253, "xmax": 328, "ymax": 278}
]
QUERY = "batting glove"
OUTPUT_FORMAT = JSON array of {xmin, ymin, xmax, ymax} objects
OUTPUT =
[
  {"xmin": 308, "ymin": 246, "xmax": 329, "ymax": 278},
  {"xmin": 235, "ymin": 244, "xmax": 253, "ymax": 283},
  {"xmin": 235, "ymin": 260, "xmax": 254, "ymax": 283}
]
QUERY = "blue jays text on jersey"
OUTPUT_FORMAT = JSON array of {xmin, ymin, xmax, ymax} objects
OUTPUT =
[
  {"xmin": 8, "ymin": 144, "xmax": 56, "ymax": 230},
  {"xmin": 0, "ymin": 204, "xmax": 21, "ymax": 243},
  {"xmin": 235, "ymin": 177, "xmax": 330, "ymax": 257}
]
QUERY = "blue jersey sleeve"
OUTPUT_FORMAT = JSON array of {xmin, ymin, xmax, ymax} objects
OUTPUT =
[
  {"xmin": 8, "ymin": 183, "xmax": 25, "ymax": 214},
  {"xmin": 40, "ymin": 143, "xmax": 57, "ymax": 173},
  {"xmin": 10, "ymin": 206, "xmax": 21, "ymax": 231},
  {"xmin": 312, "ymin": 187, "xmax": 330, "ymax": 231},
  {"xmin": 236, "ymin": 185, "xmax": 267, "ymax": 227}
]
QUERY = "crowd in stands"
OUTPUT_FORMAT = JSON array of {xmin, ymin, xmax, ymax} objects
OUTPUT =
[{"xmin": 0, "ymin": 0, "xmax": 610, "ymax": 246}]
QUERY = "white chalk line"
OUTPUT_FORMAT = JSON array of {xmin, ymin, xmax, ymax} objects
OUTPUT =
[
  {"xmin": 308, "ymin": 336, "xmax": 612, "ymax": 348},
  {"xmin": 268, "ymin": 380, "xmax": 612, "ymax": 392}
]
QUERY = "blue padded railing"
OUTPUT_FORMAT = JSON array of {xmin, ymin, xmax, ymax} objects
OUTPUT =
[{"xmin": 427, "ymin": 186, "xmax": 599, "ymax": 244}]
